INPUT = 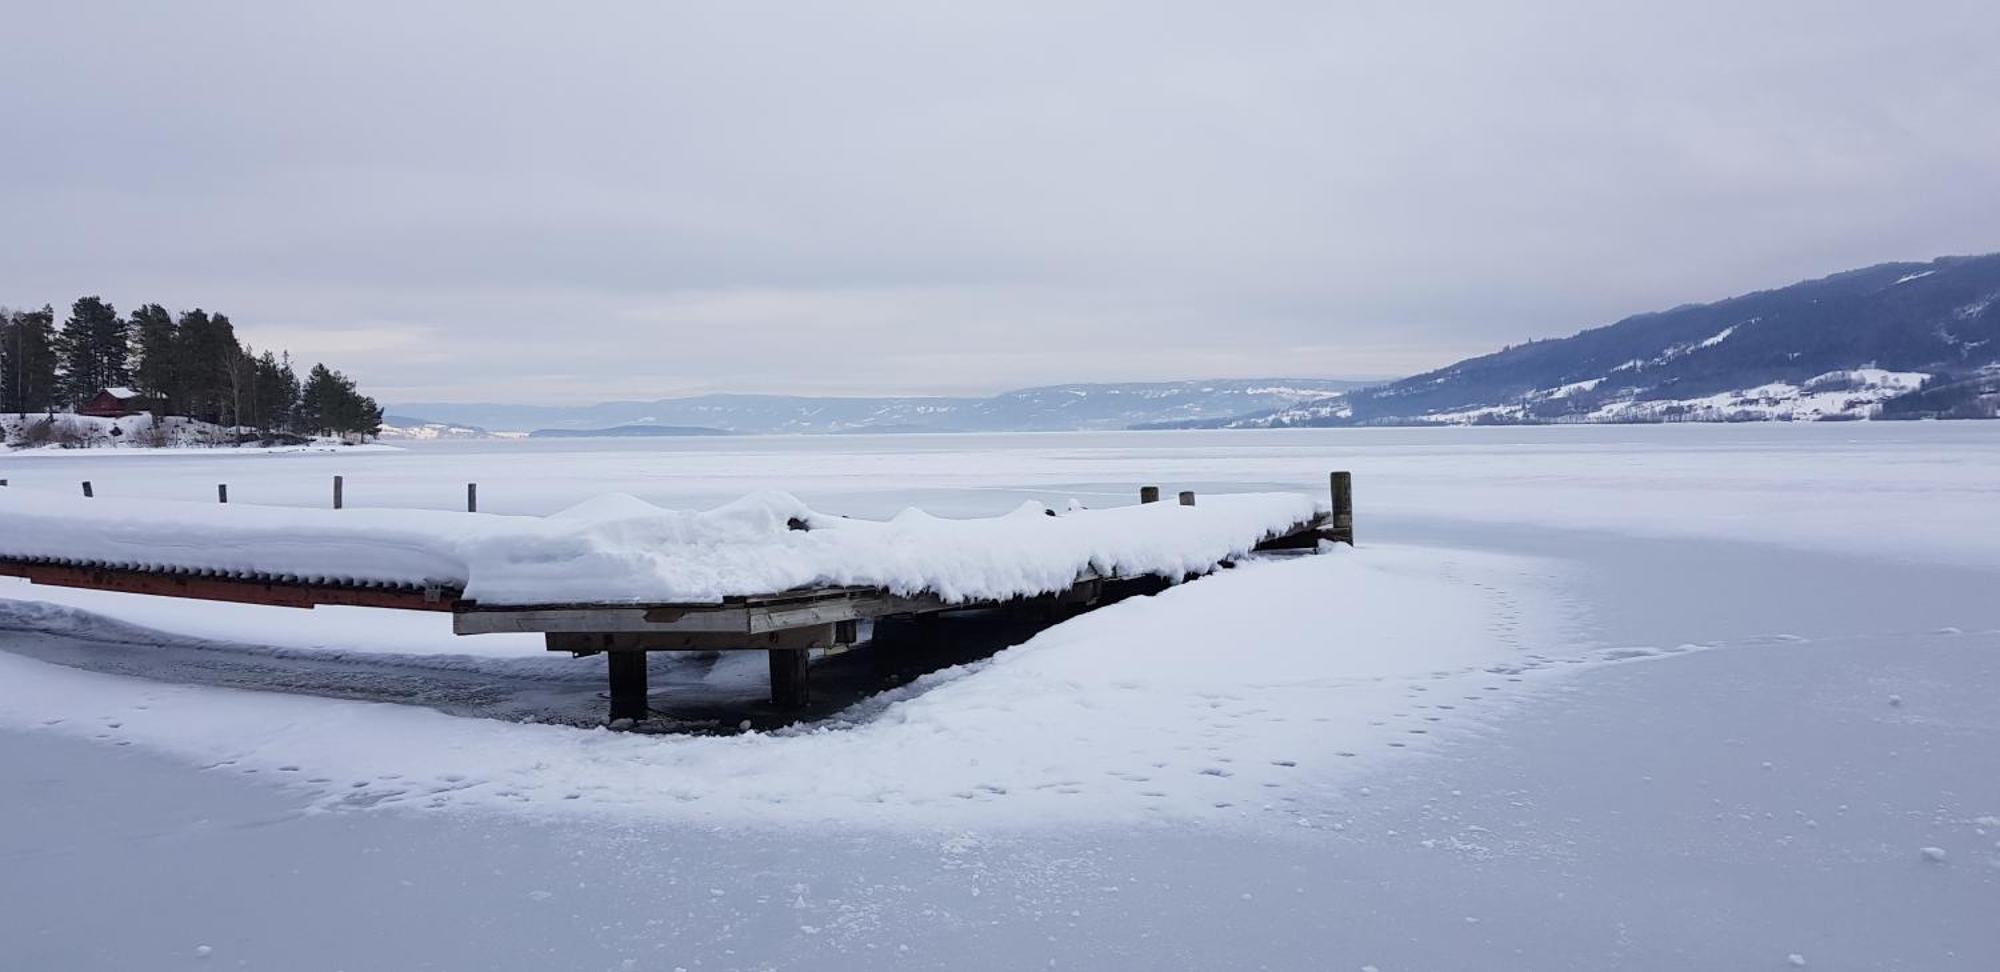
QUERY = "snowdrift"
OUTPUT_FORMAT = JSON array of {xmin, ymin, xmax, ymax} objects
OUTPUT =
[{"xmin": 0, "ymin": 489, "xmax": 1323, "ymax": 605}]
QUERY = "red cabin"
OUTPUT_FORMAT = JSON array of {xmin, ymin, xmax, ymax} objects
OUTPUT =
[{"xmin": 79, "ymin": 387, "xmax": 154, "ymax": 418}]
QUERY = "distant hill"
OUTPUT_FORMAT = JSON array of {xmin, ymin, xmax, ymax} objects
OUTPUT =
[
  {"xmin": 1244, "ymin": 252, "xmax": 2000, "ymax": 426},
  {"xmin": 393, "ymin": 379, "xmax": 1371, "ymax": 435},
  {"xmin": 529, "ymin": 425, "xmax": 730, "ymax": 438},
  {"xmin": 377, "ymin": 416, "xmax": 500, "ymax": 441}
]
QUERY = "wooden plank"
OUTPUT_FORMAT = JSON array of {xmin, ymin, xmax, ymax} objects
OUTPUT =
[
  {"xmin": 0, "ymin": 560, "xmax": 456, "ymax": 612},
  {"xmin": 546, "ymin": 625, "xmax": 839, "ymax": 653}
]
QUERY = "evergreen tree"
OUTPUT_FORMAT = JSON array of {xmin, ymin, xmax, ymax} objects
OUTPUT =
[
  {"xmin": 1, "ymin": 306, "xmax": 62, "ymax": 417},
  {"xmin": 129, "ymin": 303, "xmax": 180, "ymax": 412},
  {"xmin": 233, "ymin": 346, "xmax": 301, "ymax": 432},
  {"xmin": 175, "ymin": 309, "xmax": 242, "ymax": 424},
  {"xmin": 55, "ymin": 296, "xmax": 130, "ymax": 405},
  {"xmin": 250, "ymin": 349, "xmax": 300, "ymax": 432},
  {"xmin": 298, "ymin": 363, "xmax": 382, "ymax": 438}
]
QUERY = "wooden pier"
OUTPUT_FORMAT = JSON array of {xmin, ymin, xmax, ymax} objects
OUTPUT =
[{"xmin": 0, "ymin": 474, "xmax": 1354, "ymax": 723}]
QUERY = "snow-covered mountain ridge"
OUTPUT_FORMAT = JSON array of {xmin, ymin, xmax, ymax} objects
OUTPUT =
[{"xmin": 1249, "ymin": 252, "xmax": 2000, "ymax": 426}]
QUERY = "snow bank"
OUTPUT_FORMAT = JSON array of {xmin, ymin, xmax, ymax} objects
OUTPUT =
[
  {"xmin": 0, "ymin": 545, "xmax": 1578, "ymax": 827},
  {"xmin": 0, "ymin": 489, "xmax": 1322, "ymax": 605},
  {"xmin": 0, "ymin": 412, "xmax": 393, "ymax": 454}
]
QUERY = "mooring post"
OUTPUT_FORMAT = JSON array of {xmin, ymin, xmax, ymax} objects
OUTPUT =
[
  {"xmin": 1178, "ymin": 490, "xmax": 1196, "ymax": 506},
  {"xmin": 0, "ymin": 478, "xmax": 8, "ymax": 487},
  {"xmin": 467, "ymin": 482, "xmax": 477, "ymax": 513},
  {"xmin": 81, "ymin": 481, "xmax": 93, "ymax": 498},
  {"xmin": 333, "ymin": 475, "xmax": 344, "ymax": 509},
  {"xmin": 606, "ymin": 651, "xmax": 649, "ymax": 723},
  {"xmin": 217, "ymin": 483, "xmax": 228, "ymax": 504},
  {"xmin": 1330, "ymin": 470, "xmax": 1354, "ymax": 544},
  {"xmin": 769, "ymin": 647, "xmax": 811, "ymax": 709},
  {"xmin": 1140, "ymin": 485, "xmax": 1160, "ymax": 504}
]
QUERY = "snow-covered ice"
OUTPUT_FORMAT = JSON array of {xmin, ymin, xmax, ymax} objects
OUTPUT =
[
  {"xmin": 2, "ymin": 424, "xmax": 1997, "ymax": 969},
  {"xmin": 0, "ymin": 544, "xmax": 1570, "ymax": 826}
]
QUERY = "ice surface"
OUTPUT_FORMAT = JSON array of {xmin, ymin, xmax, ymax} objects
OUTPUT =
[
  {"xmin": 0, "ymin": 545, "xmax": 1572, "ymax": 826},
  {"xmin": 3, "ymin": 427, "xmax": 1998, "ymax": 969}
]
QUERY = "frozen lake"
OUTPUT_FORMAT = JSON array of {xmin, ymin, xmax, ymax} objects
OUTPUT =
[{"xmin": 3, "ymin": 425, "xmax": 1998, "ymax": 969}]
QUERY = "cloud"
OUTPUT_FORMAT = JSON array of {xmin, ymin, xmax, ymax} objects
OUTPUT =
[{"xmin": 2, "ymin": 0, "xmax": 1996, "ymax": 402}]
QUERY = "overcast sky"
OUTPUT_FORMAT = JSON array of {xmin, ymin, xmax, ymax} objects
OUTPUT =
[{"xmin": 5, "ymin": 1, "xmax": 1998, "ymax": 404}]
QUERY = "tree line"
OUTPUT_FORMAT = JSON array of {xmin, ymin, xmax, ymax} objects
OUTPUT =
[{"xmin": 0, "ymin": 297, "xmax": 382, "ymax": 437}]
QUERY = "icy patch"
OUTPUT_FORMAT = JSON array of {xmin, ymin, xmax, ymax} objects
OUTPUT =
[{"xmin": 0, "ymin": 545, "xmax": 1579, "ymax": 829}]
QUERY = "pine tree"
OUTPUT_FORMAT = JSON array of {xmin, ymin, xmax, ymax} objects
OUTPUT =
[
  {"xmin": 1, "ymin": 306, "xmax": 62, "ymax": 417},
  {"xmin": 130, "ymin": 304, "xmax": 180, "ymax": 412},
  {"xmin": 55, "ymin": 296, "xmax": 130, "ymax": 406},
  {"xmin": 250, "ymin": 349, "xmax": 299, "ymax": 432},
  {"xmin": 175, "ymin": 309, "xmax": 242, "ymax": 424},
  {"xmin": 297, "ymin": 363, "xmax": 382, "ymax": 438}
]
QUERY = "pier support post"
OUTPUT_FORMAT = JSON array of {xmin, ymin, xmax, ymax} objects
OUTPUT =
[
  {"xmin": 1330, "ymin": 470, "xmax": 1353, "ymax": 544},
  {"xmin": 769, "ymin": 647, "xmax": 810, "ymax": 709},
  {"xmin": 1178, "ymin": 490, "xmax": 1196, "ymax": 506},
  {"xmin": 606, "ymin": 651, "xmax": 649, "ymax": 722},
  {"xmin": 1140, "ymin": 486, "xmax": 1160, "ymax": 504},
  {"xmin": 333, "ymin": 475, "xmax": 344, "ymax": 509},
  {"xmin": 218, "ymin": 484, "xmax": 228, "ymax": 504},
  {"xmin": 467, "ymin": 483, "xmax": 477, "ymax": 513}
]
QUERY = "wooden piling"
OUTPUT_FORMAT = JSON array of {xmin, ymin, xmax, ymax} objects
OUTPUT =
[
  {"xmin": 769, "ymin": 647, "xmax": 811, "ymax": 709},
  {"xmin": 217, "ymin": 484, "xmax": 228, "ymax": 504},
  {"xmin": 81, "ymin": 481, "xmax": 93, "ymax": 498},
  {"xmin": 1140, "ymin": 486, "xmax": 1161, "ymax": 504},
  {"xmin": 333, "ymin": 475, "xmax": 343, "ymax": 510},
  {"xmin": 1178, "ymin": 490, "xmax": 1196, "ymax": 506},
  {"xmin": 467, "ymin": 483, "xmax": 477, "ymax": 513},
  {"xmin": 606, "ymin": 651, "xmax": 649, "ymax": 722},
  {"xmin": 1330, "ymin": 470, "xmax": 1353, "ymax": 544}
]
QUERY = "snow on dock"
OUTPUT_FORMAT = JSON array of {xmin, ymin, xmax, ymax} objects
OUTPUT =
[
  {"xmin": 0, "ymin": 488, "xmax": 1326, "ymax": 606},
  {"xmin": 1, "ymin": 480, "xmax": 1349, "ymax": 718}
]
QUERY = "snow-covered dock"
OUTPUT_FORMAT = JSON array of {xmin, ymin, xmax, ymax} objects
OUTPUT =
[{"xmin": 0, "ymin": 475, "xmax": 1354, "ymax": 719}]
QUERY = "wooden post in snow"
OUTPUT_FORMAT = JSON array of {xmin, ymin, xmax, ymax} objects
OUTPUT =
[
  {"xmin": 1178, "ymin": 490, "xmax": 1196, "ymax": 506},
  {"xmin": 770, "ymin": 647, "xmax": 811, "ymax": 709},
  {"xmin": 1140, "ymin": 486, "xmax": 1160, "ymax": 504},
  {"xmin": 217, "ymin": 484, "xmax": 228, "ymax": 504},
  {"xmin": 1330, "ymin": 470, "xmax": 1353, "ymax": 544},
  {"xmin": 606, "ymin": 651, "xmax": 648, "ymax": 723},
  {"xmin": 81, "ymin": 481, "xmax": 93, "ymax": 498},
  {"xmin": 467, "ymin": 483, "xmax": 477, "ymax": 513},
  {"xmin": 333, "ymin": 476, "xmax": 343, "ymax": 509}
]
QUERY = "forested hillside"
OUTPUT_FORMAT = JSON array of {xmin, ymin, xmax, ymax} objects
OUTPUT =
[{"xmin": 1, "ymin": 297, "xmax": 382, "ymax": 445}]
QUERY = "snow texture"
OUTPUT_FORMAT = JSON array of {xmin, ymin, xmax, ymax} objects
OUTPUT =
[
  {"xmin": 0, "ymin": 488, "xmax": 1321, "ymax": 604},
  {"xmin": 0, "ymin": 544, "xmax": 1569, "ymax": 827}
]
